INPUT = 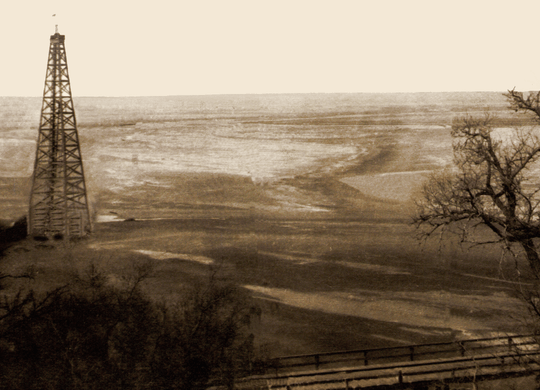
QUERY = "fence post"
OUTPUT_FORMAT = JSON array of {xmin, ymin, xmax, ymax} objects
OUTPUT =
[
  {"xmin": 410, "ymin": 346, "xmax": 415, "ymax": 361},
  {"xmin": 315, "ymin": 354, "xmax": 320, "ymax": 370},
  {"xmin": 508, "ymin": 336, "xmax": 513, "ymax": 353},
  {"xmin": 364, "ymin": 351, "xmax": 368, "ymax": 366},
  {"xmin": 459, "ymin": 341, "xmax": 465, "ymax": 357},
  {"xmin": 273, "ymin": 358, "xmax": 280, "ymax": 376}
]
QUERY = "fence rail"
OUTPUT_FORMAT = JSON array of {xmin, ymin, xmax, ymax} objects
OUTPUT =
[
  {"xmin": 231, "ymin": 334, "xmax": 540, "ymax": 390},
  {"xmin": 265, "ymin": 334, "xmax": 538, "ymax": 374},
  {"xmin": 237, "ymin": 354, "xmax": 540, "ymax": 389}
]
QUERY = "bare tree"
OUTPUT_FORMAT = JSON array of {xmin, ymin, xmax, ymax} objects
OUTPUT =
[{"xmin": 414, "ymin": 90, "xmax": 540, "ymax": 277}]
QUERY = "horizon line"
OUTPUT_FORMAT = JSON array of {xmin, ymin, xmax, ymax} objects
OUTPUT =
[{"xmin": 0, "ymin": 90, "xmax": 516, "ymax": 99}]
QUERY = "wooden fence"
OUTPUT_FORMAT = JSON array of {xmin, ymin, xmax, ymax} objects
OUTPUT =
[
  {"xmin": 224, "ymin": 334, "xmax": 540, "ymax": 389},
  {"xmin": 265, "ymin": 334, "xmax": 537, "ymax": 374}
]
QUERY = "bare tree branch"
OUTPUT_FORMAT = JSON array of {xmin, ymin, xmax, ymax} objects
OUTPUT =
[{"xmin": 414, "ymin": 93, "xmax": 540, "ymax": 277}]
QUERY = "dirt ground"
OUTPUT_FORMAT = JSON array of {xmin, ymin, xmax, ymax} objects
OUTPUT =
[{"xmin": 0, "ymin": 92, "xmax": 535, "ymax": 357}]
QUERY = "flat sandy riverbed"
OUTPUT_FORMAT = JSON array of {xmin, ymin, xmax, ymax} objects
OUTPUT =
[
  {"xmin": 1, "ymin": 93, "xmax": 530, "ymax": 356},
  {"xmin": 340, "ymin": 171, "xmax": 431, "ymax": 202}
]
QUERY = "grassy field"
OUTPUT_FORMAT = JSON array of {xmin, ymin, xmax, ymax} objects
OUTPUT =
[{"xmin": 0, "ymin": 92, "xmax": 536, "ymax": 358}]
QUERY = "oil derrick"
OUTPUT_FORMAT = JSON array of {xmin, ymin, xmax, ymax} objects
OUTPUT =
[{"xmin": 28, "ymin": 31, "xmax": 91, "ymax": 238}]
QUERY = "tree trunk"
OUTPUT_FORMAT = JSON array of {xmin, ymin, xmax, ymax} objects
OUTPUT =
[{"xmin": 521, "ymin": 238, "xmax": 540, "ymax": 278}]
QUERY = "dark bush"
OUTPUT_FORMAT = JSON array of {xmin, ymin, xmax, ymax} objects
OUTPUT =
[
  {"xmin": 0, "ymin": 264, "xmax": 257, "ymax": 390},
  {"xmin": 0, "ymin": 216, "xmax": 27, "ymax": 256}
]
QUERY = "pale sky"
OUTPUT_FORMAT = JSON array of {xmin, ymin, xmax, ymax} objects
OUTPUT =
[{"xmin": 3, "ymin": 0, "xmax": 540, "ymax": 96}]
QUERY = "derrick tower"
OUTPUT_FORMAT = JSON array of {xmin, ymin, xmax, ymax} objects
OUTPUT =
[{"xmin": 28, "ymin": 31, "xmax": 91, "ymax": 238}]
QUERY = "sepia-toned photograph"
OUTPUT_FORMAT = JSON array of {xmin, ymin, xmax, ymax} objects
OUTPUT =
[{"xmin": 3, "ymin": 1, "xmax": 540, "ymax": 388}]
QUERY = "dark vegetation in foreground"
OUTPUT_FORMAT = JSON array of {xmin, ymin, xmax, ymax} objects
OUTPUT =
[
  {"xmin": 0, "ymin": 216, "xmax": 27, "ymax": 257},
  {"xmin": 0, "ymin": 255, "xmax": 261, "ymax": 390}
]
